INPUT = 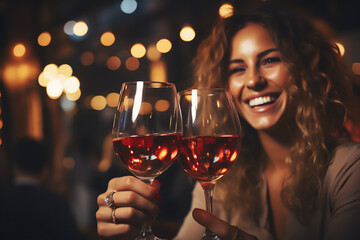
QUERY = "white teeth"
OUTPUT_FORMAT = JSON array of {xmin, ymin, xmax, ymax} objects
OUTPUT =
[{"xmin": 249, "ymin": 96, "xmax": 275, "ymax": 107}]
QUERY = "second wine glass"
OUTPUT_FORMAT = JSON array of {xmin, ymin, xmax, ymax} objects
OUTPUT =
[
  {"xmin": 112, "ymin": 81, "xmax": 183, "ymax": 240},
  {"xmin": 178, "ymin": 88, "xmax": 242, "ymax": 240}
]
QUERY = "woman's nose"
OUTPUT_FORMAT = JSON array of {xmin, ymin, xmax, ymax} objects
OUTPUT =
[{"xmin": 246, "ymin": 70, "xmax": 267, "ymax": 91}]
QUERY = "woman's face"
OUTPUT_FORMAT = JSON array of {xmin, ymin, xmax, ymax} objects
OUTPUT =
[{"xmin": 228, "ymin": 23, "xmax": 291, "ymax": 131}]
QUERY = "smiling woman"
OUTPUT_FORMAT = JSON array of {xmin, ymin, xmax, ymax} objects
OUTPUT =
[
  {"xmin": 176, "ymin": 1, "xmax": 360, "ymax": 240},
  {"xmin": 95, "ymin": 1, "xmax": 360, "ymax": 240}
]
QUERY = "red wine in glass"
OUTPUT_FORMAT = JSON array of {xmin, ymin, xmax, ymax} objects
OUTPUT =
[
  {"xmin": 179, "ymin": 135, "xmax": 241, "ymax": 182},
  {"xmin": 113, "ymin": 133, "xmax": 182, "ymax": 179},
  {"xmin": 178, "ymin": 88, "xmax": 242, "ymax": 240},
  {"xmin": 112, "ymin": 81, "xmax": 182, "ymax": 240}
]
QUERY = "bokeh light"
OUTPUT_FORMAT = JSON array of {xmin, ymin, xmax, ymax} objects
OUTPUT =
[
  {"xmin": 106, "ymin": 92, "xmax": 120, "ymax": 107},
  {"xmin": 64, "ymin": 20, "xmax": 76, "ymax": 35},
  {"xmin": 180, "ymin": 26, "xmax": 196, "ymax": 42},
  {"xmin": 125, "ymin": 57, "xmax": 140, "ymax": 71},
  {"xmin": 131, "ymin": 43, "xmax": 146, "ymax": 58},
  {"xmin": 46, "ymin": 78, "xmax": 64, "ymax": 99},
  {"xmin": 64, "ymin": 76, "xmax": 80, "ymax": 94},
  {"xmin": 146, "ymin": 44, "xmax": 161, "ymax": 61},
  {"xmin": 156, "ymin": 39, "xmax": 172, "ymax": 53},
  {"xmin": 155, "ymin": 99, "xmax": 170, "ymax": 112},
  {"xmin": 58, "ymin": 64, "xmax": 73, "ymax": 77},
  {"xmin": 81, "ymin": 51, "xmax": 95, "ymax": 66},
  {"xmin": 352, "ymin": 63, "xmax": 360, "ymax": 75},
  {"xmin": 120, "ymin": 0, "xmax": 137, "ymax": 14},
  {"xmin": 107, "ymin": 56, "xmax": 121, "ymax": 70},
  {"xmin": 13, "ymin": 43, "xmax": 26, "ymax": 57},
  {"xmin": 66, "ymin": 88, "xmax": 81, "ymax": 101},
  {"xmin": 100, "ymin": 32, "xmax": 115, "ymax": 46},
  {"xmin": 37, "ymin": 32, "xmax": 51, "ymax": 46},
  {"xmin": 73, "ymin": 21, "xmax": 88, "ymax": 36},
  {"xmin": 219, "ymin": 3, "xmax": 234, "ymax": 18},
  {"xmin": 91, "ymin": 95, "xmax": 107, "ymax": 110}
]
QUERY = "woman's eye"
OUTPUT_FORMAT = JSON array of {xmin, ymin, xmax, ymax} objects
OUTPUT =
[
  {"xmin": 261, "ymin": 57, "xmax": 280, "ymax": 66},
  {"xmin": 229, "ymin": 67, "xmax": 245, "ymax": 75}
]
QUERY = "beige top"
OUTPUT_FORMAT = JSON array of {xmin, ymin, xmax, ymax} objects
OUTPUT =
[{"xmin": 175, "ymin": 142, "xmax": 360, "ymax": 240}]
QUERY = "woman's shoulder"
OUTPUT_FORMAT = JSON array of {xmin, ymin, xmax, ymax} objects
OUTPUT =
[
  {"xmin": 325, "ymin": 142, "xmax": 360, "ymax": 191},
  {"xmin": 329, "ymin": 142, "xmax": 360, "ymax": 169}
]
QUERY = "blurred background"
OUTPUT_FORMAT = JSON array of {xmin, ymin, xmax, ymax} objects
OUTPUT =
[{"xmin": 0, "ymin": 0, "xmax": 359, "ymax": 239}]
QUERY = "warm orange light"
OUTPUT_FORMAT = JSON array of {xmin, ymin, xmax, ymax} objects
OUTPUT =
[
  {"xmin": 125, "ymin": 57, "xmax": 140, "ymax": 71},
  {"xmin": 353, "ymin": 63, "xmax": 360, "ymax": 75},
  {"xmin": 107, "ymin": 56, "xmax": 121, "ymax": 70},
  {"xmin": 219, "ymin": 3, "xmax": 234, "ymax": 18},
  {"xmin": 100, "ymin": 32, "xmax": 115, "ymax": 46},
  {"xmin": 180, "ymin": 26, "xmax": 196, "ymax": 42},
  {"xmin": 66, "ymin": 88, "xmax": 81, "ymax": 101},
  {"xmin": 46, "ymin": 78, "xmax": 63, "ymax": 99},
  {"xmin": 73, "ymin": 21, "xmax": 88, "ymax": 36},
  {"xmin": 335, "ymin": 42, "xmax": 345, "ymax": 56},
  {"xmin": 131, "ymin": 43, "xmax": 146, "ymax": 58},
  {"xmin": 13, "ymin": 43, "xmax": 26, "ymax": 57},
  {"xmin": 64, "ymin": 76, "xmax": 80, "ymax": 94},
  {"xmin": 150, "ymin": 61, "xmax": 167, "ymax": 83},
  {"xmin": 91, "ymin": 95, "xmax": 107, "ymax": 110},
  {"xmin": 2, "ymin": 61, "xmax": 40, "ymax": 89},
  {"xmin": 81, "ymin": 51, "xmax": 95, "ymax": 66},
  {"xmin": 106, "ymin": 92, "xmax": 120, "ymax": 107},
  {"xmin": 58, "ymin": 64, "xmax": 73, "ymax": 77},
  {"xmin": 38, "ymin": 32, "xmax": 51, "ymax": 46},
  {"xmin": 156, "ymin": 39, "xmax": 172, "ymax": 53},
  {"xmin": 146, "ymin": 44, "xmax": 161, "ymax": 61},
  {"xmin": 154, "ymin": 99, "xmax": 170, "ymax": 112},
  {"xmin": 139, "ymin": 102, "xmax": 152, "ymax": 115}
]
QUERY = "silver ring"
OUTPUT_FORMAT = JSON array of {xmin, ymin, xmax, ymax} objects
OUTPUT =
[
  {"xmin": 105, "ymin": 190, "xmax": 117, "ymax": 208},
  {"xmin": 111, "ymin": 208, "xmax": 118, "ymax": 224}
]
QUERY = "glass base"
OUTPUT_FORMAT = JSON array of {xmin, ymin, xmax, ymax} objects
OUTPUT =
[
  {"xmin": 135, "ymin": 223, "xmax": 160, "ymax": 240},
  {"xmin": 135, "ymin": 233, "xmax": 160, "ymax": 240},
  {"xmin": 201, "ymin": 231, "xmax": 221, "ymax": 240}
]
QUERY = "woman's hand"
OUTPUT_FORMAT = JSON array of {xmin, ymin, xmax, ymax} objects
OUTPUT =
[
  {"xmin": 96, "ymin": 176, "xmax": 161, "ymax": 239},
  {"xmin": 192, "ymin": 208, "xmax": 258, "ymax": 240}
]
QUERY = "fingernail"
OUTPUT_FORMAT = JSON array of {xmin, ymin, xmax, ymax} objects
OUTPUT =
[{"xmin": 155, "ymin": 193, "xmax": 162, "ymax": 202}]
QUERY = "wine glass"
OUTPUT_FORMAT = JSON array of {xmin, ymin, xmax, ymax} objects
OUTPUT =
[
  {"xmin": 112, "ymin": 81, "xmax": 183, "ymax": 240},
  {"xmin": 178, "ymin": 88, "xmax": 242, "ymax": 240}
]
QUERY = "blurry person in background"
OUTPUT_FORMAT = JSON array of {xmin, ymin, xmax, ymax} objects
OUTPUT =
[{"xmin": 0, "ymin": 137, "xmax": 84, "ymax": 240}]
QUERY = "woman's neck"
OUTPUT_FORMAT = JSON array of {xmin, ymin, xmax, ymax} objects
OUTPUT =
[{"xmin": 258, "ymin": 130, "xmax": 291, "ymax": 171}]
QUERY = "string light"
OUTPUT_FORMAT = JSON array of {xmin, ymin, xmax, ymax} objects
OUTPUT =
[
  {"xmin": 131, "ymin": 43, "xmax": 146, "ymax": 58},
  {"xmin": 13, "ymin": 43, "xmax": 26, "ymax": 57},
  {"xmin": 156, "ymin": 39, "xmax": 172, "ymax": 53},
  {"xmin": 100, "ymin": 32, "xmax": 115, "ymax": 46},
  {"xmin": 180, "ymin": 26, "xmax": 196, "ymax": 42},
  {"xmin": 38, "ymin": 32, "xmax": 51, "ymax": 46},
  {"xmin": 219, "ymin": 3, "xmax": 234, "ymax": 18},
  {"xmin": 73, "ymin": 21, "xmax": 88, "ymax": 36}
]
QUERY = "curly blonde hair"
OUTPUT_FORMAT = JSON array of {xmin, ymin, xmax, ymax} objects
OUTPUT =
[{"xmin": 193, "ymin": 1, "xmax": 356, "ymax": 222}]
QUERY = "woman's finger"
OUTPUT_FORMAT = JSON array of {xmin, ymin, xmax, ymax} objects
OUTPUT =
[
  {"xmin": 96, "ymin": 206, "xmax": 156, "ymax": 224},
  {"xmin": 98, "ymin": 190, "xmax": 159, "ymax": 216},
  {"xmin": 192, "ymin": 208, "xmax": 257, "ymax": 240},
  {"xmin": 107, "ymin": 176, "xmax": 159, "ymax": 201},
  {"xmin": 97, "ymin": 221, "xmax": 141, "ymax": 239}
]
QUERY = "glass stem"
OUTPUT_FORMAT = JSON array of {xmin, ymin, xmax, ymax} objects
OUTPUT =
[
  {"xmin": 138, "ymin": 178, "xmax": 157, "ymax": 239},
  {"xmin": 202, "ymin": 182, "xmax": 217, "ymax": 238}
]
